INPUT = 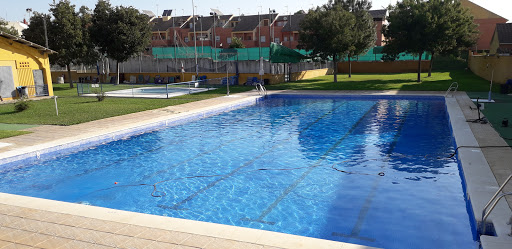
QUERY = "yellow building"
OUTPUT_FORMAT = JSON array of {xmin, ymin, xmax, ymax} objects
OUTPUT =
[{"xmin": 0, "ymin": 31, "xmax": 55, "ymax": 101}]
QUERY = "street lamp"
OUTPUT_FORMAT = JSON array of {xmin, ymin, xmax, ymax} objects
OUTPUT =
[
  {"xmin": 192, "ymin": 0, "xmax": 198, "ymax": 80},
  {"xmin": 258, "ymin": 6, "xmax": 262, "ymax": 59},
  {"xmin": 210, "ymin": 11, "xmax": 220, "ymax": 72},
  {"xmin": 197, "ymin": 15, "xmax": 204, "ymax": 54},
  {"xmin": 269, "ymin": 9, "xmax": 275, "ymax": 44}
]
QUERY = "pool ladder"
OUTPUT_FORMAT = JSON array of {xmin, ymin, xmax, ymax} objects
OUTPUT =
[
  {"xmin": 445, "ymin": 82, "xmax": 458, "ymax": 97},
  {"xmin": 256, "ymin": 83, "xmax": 267, "ymax": 97},
  {"xmin": 480, "ymin": 173, "xmax": 512, "ymax": 236}
]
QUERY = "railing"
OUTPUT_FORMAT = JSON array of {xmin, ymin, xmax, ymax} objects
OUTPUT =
[
  {"xmin": 445, "ymin": 82, "xmax": 458, "ymax": 97},
  {"xmin": 480, "ymin": 174, "xmax": 512, "ymax": 235},
  {"xmin": 256, "ymin": 83, "xmax": 267, "ymax": 96},
  {"xmin": 76, "ymin": 78, "xmax": 225, "ymax": 99},
  {"xmin": 15, "ymin": 85, "xmax": 49, "ymax": 98}
]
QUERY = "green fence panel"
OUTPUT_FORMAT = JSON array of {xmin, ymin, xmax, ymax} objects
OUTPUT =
[{"xmin": 153, "ymin": 46, "xmax": 430, "ymax": 62}]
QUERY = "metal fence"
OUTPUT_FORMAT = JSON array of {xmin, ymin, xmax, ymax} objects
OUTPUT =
[{"xmin": 76, "ymin": 77, "xmax": 231, "ymax": 99}]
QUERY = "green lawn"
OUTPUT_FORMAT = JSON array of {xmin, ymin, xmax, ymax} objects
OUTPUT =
[
  {"xmin": 0, "ymin": 130, "xmax": 31, "ymax": 139},
  {"xmin": 0, "ymin": 84, "xmax": 253, "ymax": 126},
  {"xmin": 0, "ymin": 70, "xmax": 495, "ymax": 129},
  {"xmin": 266, "ymin": 70, "xmax": 496, "ymax": 92}
]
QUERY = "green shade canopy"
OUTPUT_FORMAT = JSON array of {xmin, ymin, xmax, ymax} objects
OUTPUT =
[{"xmin": 270, "ymin": 42, "xmax": 307, "ymax": 63}]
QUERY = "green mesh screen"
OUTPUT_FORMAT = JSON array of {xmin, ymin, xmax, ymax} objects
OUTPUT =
[{"xmin": 153, "ymin": 46, "xmax": 430, "ymax": 62}]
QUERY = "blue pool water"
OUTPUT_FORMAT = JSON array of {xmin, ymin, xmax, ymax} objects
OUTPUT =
[{"xmin": 0, "ymin": 95, "xmax": 478, "ymax": 249}]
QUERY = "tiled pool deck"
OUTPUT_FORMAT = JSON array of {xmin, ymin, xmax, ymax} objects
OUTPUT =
[{"xmin": 0, "ymin": 90, "xmax": 511, "ymax": 249}]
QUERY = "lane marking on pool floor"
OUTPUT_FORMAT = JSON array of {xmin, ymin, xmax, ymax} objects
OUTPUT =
[
  {"xmin": 65, "ymin": 101, "xmax": 319, "ymax": 190},
  {"xmin": 331, "ymin": 101, "xmax": 412, "ymax": 242},
  {"xmin": 241, "ymin": 102, "xmax": 379, "ymax": 225},
  {"xmin": 166, "ymin": 101, "xmax": 353, "ymax": 210},
  {"xmin": 87, "ymin": 101, "xmax": 333, "ymax": 199}
]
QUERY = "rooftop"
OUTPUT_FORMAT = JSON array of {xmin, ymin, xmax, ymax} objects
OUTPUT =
[
  {"xmin": 496, "ymin": 23, "xmax": 512, "ymax": 44},
  {"xmin": 0, "ymin": 31, "xmax": 55, "ymax": 54}
]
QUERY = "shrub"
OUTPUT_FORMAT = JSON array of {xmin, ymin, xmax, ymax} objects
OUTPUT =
[
  {"xmin": 14, "ymin": 98, "xmax": 30, "ymax": 112},
  {"xmin": 93, "ymin": 90, "xmax": 106, "ymax": 102}
]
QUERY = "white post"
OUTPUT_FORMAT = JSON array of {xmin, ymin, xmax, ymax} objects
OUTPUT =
[
  {"xmin": 488, "ymin": 68, "xmax": 494, "ymax": 101},
  {"xmin": 53, "ymin": 96, "xmax": 58, "ymax": 116},
  {"xmin": 226, "ymin": 63, "xmax": 230, "ymax": 96}
]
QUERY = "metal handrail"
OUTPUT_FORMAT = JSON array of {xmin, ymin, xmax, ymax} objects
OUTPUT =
[
  {"xmin": 445, "ymin": 82, "xmax": 458, "ymax": 97},
  {"xmin": 481, "ymin": 174, "xmax": 512, "ymax": 235},
  {"xmin": 256, "ymin": 83, "xmax": 267, "ymax": 96}
]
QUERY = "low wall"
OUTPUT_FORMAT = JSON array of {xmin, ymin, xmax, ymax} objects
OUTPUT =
[
  {"xmin": 291, "ymin": 68, "xmax": 333, "ymax": 81},
  {"xmin": 468, "ymin": 55, "xmax": 512, "ymax": 84},
  {"xmin": 50, "ymin": 70, "xmax": 318, "ymax": 85},
  {"xmin": 337, "ymin": 61, "xmax": 430, "ymax": 73}
]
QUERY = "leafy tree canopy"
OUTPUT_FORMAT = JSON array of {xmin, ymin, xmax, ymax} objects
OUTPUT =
[
  {"xmin": 383, "ymin": 0, "xmax": 478, "ymax": 81},
  {"xmin": 22, "ymin": 12, "xmax": 50, "ymax": 45},
  {"xmin": 298, "ymin": 1, "xmax": 375, "ymax": 82},
  {"xmin": 91, "ymin": 1, "xmax": 151, "ymax": 63},
  {"xmin": 229, "ymin": 37, "xmax": 245, "ymax": 48}
]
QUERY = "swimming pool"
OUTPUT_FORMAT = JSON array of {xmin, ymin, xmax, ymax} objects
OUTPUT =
[{"xmin": 0, "ymin": 95, "xmax": 478, "ymax": 249}]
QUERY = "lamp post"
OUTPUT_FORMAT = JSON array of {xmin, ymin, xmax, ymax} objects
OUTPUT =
[
  {"xmin": 258, "ymin": 6, "xmax": 262, "ymax": 59},
  {"xmin": 269, "ymin": 9, "xmax": 275, "ymax": 44},
  {"xmin": 173, "ymin": 9, "xmax": 178, "ymax": 72},
  {"xmin": 199, "ymin": 16, "xmax": 204, "ymax": 54},
  {"xmin": 192, "ymin": 0, "xmax": 198, "ymax": 80},
  {"xmin": 210, "ymin": 11, "xmax": 219, "ymax": 72}
]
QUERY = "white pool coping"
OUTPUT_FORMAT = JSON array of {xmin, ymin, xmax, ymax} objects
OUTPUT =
[{"xmin": 0, "ymin": 90, "xmax": 511, "ymax": 248}]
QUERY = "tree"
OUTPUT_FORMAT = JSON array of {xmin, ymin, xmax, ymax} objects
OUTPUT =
[
  {"xmin": 49, "ymin": 0, "xmax": 84, "ymax": 88},
  {"xmin": 298, "ymin": 4, "xmax": 355, "ymax": 83},
  {"xmin": 333, "ymin": 0, "xmax": 376, "ymax": 78},
  {"xmin": 22, "ymin": 12, "xmax": 51, "ymax": 46},
  {"xmin": 229, "ymin": 37, "xmax": 245, "ymax": 48},
  {"xmin": 425, "ymin": 0, "xmax": 478, "ymax": 76},
  {"xmin": 383, "ymin": 0, "xmax": 478, "ymax": 82},
  {"xmin": 0, "ymin": 19, "xmax": 19, "ymax": 36},
  {"xmin": 90, "ymin": 1, "xmax": 151, "ymax": 84},
  {"xmin": 383, "ymin": 0, "xmax": 430, "ymax": 82},
  {"xmin": 77, "ymin": 6, "xmax": 101, "ymax": 67}
]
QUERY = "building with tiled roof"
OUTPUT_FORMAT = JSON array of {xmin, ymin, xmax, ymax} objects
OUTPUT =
[
  {"xmin": 461, "ymin": 0, "xmax": 508, "ymax": 51},
  {"xmin": 149, "ymin": 9, "xmax": 389, "ymax": 49},
  {"xmin": 490, "ymin": 23, "xmax": 512, "ymax": 54}
]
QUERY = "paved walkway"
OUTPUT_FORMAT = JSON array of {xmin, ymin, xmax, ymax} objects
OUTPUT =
[
  {"xmin": 0, "ymin": 90, "xmax": 511, "ymax": 248},
  {"xmin": 455, "ymin": 92, "xmax": 512, "ymax": 208}
]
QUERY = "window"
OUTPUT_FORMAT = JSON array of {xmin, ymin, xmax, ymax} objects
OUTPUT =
[
  {"xmin": 263, "ymin": 20, "xmax": 269, "ymax": 26},
  {"xmin": 216, "ymin": 36, "xmax": 220, "ymax": 41},
  {"xmin": 247, "ymin": 36, "xmax": 251, "ymax": 40},
  {"xmin": 284, "ymin": 37, "xmax": 288, "ymax": 42},
  {"xmin": 290, "ymin": 36, "xmax": 294, "ymax": 41},
  {"xmin": 274, "ymin": 37, "xmax": 280, "ymax": 43},
  {"xmin": 189, "ymin": 23, "xmax": 193, "ymax": 28},
  {"xmin": 227, "ymin": 37, "xmax": 232, "ymax": 43},
  {"xmin": 260, "ymin": 36, "xmax": 266, "ymax": 42},
  {"xmin": 184, "ymin": 37, "xmax": 189, "ymax": 42}
]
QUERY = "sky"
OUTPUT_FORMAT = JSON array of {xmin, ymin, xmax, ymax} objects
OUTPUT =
[{"xmin": 2, "ymin": 0, "xmax": 511, "ymax": 23}]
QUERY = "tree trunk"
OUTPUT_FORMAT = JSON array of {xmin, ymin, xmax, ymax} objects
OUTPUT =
[
  {"xmin": 348, "ymin": 56, "xmax": 352, "ymax": 78},
  {"xmin": 428, "ymin": 53, "xmax": 434, "ymax": 77},
  {"xmin": 67, "ymin": 64, "xmax": 73, "ymax": 88},
  {"xmin": 333, "ymin": 54, "xmax": 338, "ymax": 83},
  {"xmin": 417, "ymin": 52, "xmax": 423, "ymax": 83},
  {"xmin": 116, "ymin": 61, "xmax": 120, "ymax": 85}
]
